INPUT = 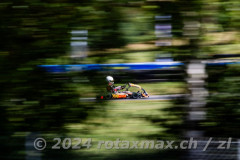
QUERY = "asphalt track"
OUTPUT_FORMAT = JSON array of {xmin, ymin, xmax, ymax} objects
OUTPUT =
[{"xmin": 80, "ymin": 94, "xmax": 188, "ymax": 102}]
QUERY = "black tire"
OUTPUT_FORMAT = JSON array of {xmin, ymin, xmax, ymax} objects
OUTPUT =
[
  {"xmin": 104, "ymin": 93, "xmax": 112, "ymax": 100},
  {"xmin": 131, "ymin": 92, "xmax": 139, "ymax": 99}
]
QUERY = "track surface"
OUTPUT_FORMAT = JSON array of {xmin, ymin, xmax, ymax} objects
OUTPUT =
[{"xmin": 80, "ymin": 94, "xmax": 188, "ymax": 101}]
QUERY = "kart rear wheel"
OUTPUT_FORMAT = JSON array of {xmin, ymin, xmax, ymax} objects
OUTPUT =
[
  {"xmin": 104, "ymin": 93, "xmax": 112, "ymax": 100},
  {"xmin": 131, "ymin": 92, "xmax": 139, "ymax": 99}
]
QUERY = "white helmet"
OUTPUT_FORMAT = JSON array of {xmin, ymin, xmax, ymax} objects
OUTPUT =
[{"xmin": 106, "ymin": 76, "xmax": 114, "ymax": 84}]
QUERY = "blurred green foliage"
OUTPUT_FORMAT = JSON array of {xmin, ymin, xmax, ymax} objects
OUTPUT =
[
  {"xmin": 204, "ymin": 65, "xmax": 240, "ymax": 138},
  {"xmin": 0, "ymin": 0, "xmax": 240, "ymax": 159}
]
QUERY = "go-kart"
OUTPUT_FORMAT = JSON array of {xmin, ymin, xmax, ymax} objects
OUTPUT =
[{"xmin": 99, "ymin": 83, "xmax": 149, "ymax": 100}]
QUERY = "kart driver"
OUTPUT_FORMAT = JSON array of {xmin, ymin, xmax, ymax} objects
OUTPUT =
[{"xmin": 106, "ymin": 76, "xmax": 125, "ymax": 93}]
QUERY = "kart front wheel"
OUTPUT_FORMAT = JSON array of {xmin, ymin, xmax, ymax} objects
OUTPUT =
[{"xmin": 131, "ymin": 92, "xmax": 139, "ymax": 99}]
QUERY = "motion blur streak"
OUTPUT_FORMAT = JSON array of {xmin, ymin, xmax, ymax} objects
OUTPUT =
[{"xmin": 1, "ymin": 0, "xmax": 240, "ymax": 160}]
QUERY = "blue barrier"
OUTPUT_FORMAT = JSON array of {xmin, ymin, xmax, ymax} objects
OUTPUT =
[
  {"xmin": 39, "ymin": 62, "xmax": 184, "ymax": 73},
  {"xmin": 39, "ymin": 60, "xmax": 240, "ymax": 73},
  {"xmin": 205, "ymin": 61, "xmax": 240, "ymax": 66}
]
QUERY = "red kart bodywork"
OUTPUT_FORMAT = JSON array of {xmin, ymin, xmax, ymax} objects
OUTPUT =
[{"xmin": 112, "ymin": 93, "xmax": 127, "ymax": 99}]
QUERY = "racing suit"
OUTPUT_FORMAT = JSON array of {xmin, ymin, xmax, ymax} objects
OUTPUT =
[{"xmin": 106, "ymin": 85, "xmax": 124, "ymax": 93}]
